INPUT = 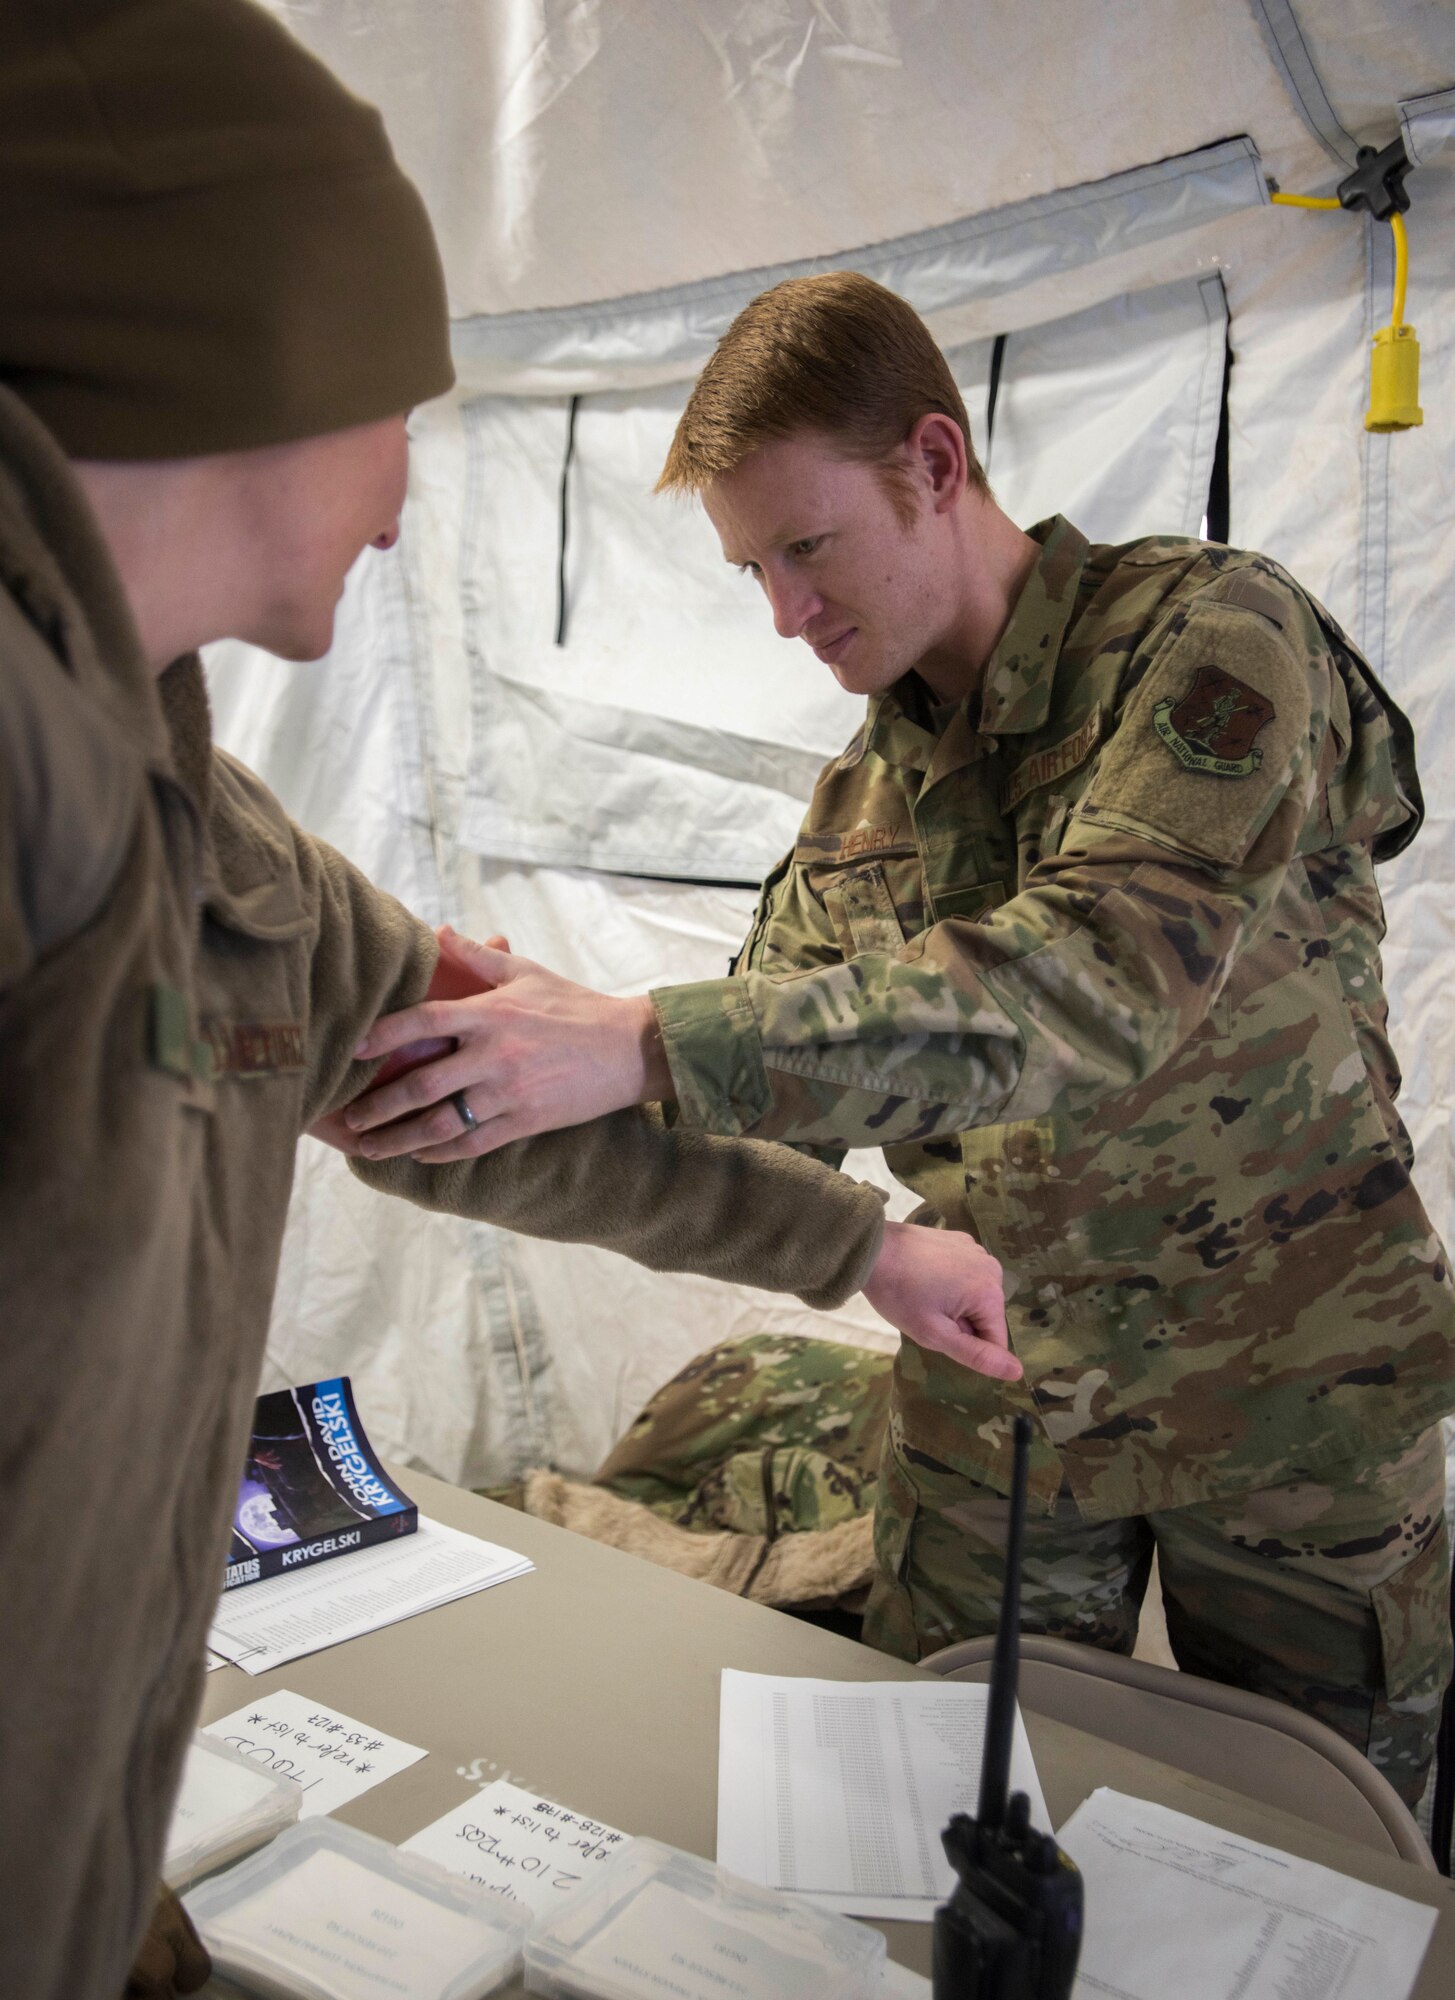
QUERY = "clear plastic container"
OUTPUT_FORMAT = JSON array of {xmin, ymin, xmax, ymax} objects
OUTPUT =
[
  {"xmin": 163, "ymin": 1733, "xmax": 301, "ymax": 1890},
  {"xmin": 524, "ymin": 1837, "xmax": 886, "ymax": 2000},
  {"xmin": 184, "ymin": 1818, "xmax": 528, "ymax": 2000}
]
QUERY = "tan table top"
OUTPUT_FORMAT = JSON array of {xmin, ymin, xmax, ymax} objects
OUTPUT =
[{"xmin": 198, "ymin": 1467, "xmax": 1454, "ymax": 1993}]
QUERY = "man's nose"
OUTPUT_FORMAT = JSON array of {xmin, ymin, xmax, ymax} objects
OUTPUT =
[
  {"xmin": 765, "ymin": 571, "xmax": 821, "ymax": 641},
  {"xmin": 371, "ymin": 521, "xmax": 402, "ymax": 552}
]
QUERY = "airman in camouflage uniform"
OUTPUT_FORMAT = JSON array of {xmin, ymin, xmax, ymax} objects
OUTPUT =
[
  {"xmin": 481, "ymin": 1336, "xmax": 893, "ymax": 1622},
  {"xmin": 357, "ymin": 271, "xmax": 1455, "ymax": 1809},
  {"xmin": 651, "ymin": 516, "xmax": 1455, "ymax": 1806},
  {"xmin": 594, "ymin": 1332, "xmax": 893, "ymax": 1537}
]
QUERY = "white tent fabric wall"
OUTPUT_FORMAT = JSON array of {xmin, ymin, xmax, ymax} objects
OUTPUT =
[
  {"xmin": 452, "ymin": 385, "xmax": 865, "ymax": 881},
  {"xmin": 256, "ymin": 2, "xmax": 1316, "ymax": 319},
  {"xmin": 206, "ymin": 266, "xmax": 1243, "ymax": 1483},
  {"xmin": 1222, "ymin": 171, "xmax": 1455, "ymax": 1243},
  {"xmin": 1367, "ymin": 160, "xmax": 1455, "ymax": 1238},
  {"xmin": 208, "ymin": 391, "xmax": 919, "ymax": 1484},
  {"xmin": 213, "ymin": 2, "xmax": 1455, "ymax": 1490},
  {"xmin": 455, "ymin": 273, "xmax": 1228, "ymax": 882},
  {"xmin": 984, "ymin": 277, "xmax": 1229, "ymax": 541}
]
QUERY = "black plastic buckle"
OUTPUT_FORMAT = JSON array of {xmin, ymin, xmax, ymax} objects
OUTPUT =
[{"xmin": 1337, "ymin": 137, "xmax": 1414, "ymax": 221}]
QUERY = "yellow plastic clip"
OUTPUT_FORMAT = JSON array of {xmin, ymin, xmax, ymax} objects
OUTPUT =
[
  {"xmin": 1365, "ymin": 211, "xmax": 1421, "ymax": 431},
  {"xmin": 1366, "ymin": 324, "xmax": 1423, "ymax": 432},
  {"xmin": 1270, "ymin": 195, "xmax": 1423, "ymax": 433}
]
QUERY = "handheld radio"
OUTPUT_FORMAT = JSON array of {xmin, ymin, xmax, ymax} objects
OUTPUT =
[{"xmin": 931, "ymin": 1414, "xmax": 1083, "ymax": 1999}]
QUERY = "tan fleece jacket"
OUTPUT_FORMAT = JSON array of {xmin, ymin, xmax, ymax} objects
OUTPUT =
[{"xmin": 0, "ymin": 384, "xmax": 885, "ymax": 2000}]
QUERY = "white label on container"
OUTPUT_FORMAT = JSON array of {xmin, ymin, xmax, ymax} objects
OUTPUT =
[
  {"xmin": 202, "ymin": 1848, "xmax": 494, "ymax": 2000},
  {"xmin": 572, "ymin": 1879, "xmax": 836, "ymax": 1999}
]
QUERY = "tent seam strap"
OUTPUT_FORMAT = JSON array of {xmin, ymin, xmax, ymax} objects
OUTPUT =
[
  {"xmin": 452, "ymin": 137, "xmax": 1263, "ymax": 342},
  {"xmin": 1246, "ymin": 0, "xmax": 1358, "ymax": 169}
]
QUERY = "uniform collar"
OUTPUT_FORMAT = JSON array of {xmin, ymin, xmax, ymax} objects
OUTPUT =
[
  {"xmin": 158, "ymin": 653, "xmax": 215, "ymax": 818},
  {"xmin": 0, "ymin": 383, "xmax": 175, "ymax": 777},
  {"xmin": 861, "ymin": 515, "xmax": 1089, "ymax": 787},
  {"xmin": 861, "ymin": 675, "xmax": 939, "ymax": 775},
  {"xmin": 977, "ymin": 515, "xmax": 1089, "ymax": 736}
]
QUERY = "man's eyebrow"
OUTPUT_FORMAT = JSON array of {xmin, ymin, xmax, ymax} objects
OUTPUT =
[{"xmin": 723, "ymin": 522, "xmax": 819, "ymax": 564}]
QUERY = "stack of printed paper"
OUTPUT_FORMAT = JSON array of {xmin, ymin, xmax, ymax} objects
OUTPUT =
[
  {"xmin": 207, "ymin": 1516, "xmax": 532, "ymax": 1675},
  {"xmin": 716, "ymin": 1670, "xmax": 1048, "ymax": 1922},
  {"xmin": 1057, "ymin": 1790, "xmax": 1438, "ymax": 2000}
]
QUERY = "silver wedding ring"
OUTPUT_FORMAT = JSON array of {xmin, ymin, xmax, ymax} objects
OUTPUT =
[{"xmin": 451, "ymin": 1088, "xmax": 478, "ymax": 1133}]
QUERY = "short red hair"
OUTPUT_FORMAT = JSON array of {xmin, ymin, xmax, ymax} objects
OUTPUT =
[{"xmin": 657, "ymin": 271, "xmax": 986, "ymax": 519}]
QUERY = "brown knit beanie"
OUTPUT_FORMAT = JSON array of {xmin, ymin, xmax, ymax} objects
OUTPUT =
[{"xmin": 0, "ymin": 0, "xmax": 454, "ymax": 459}]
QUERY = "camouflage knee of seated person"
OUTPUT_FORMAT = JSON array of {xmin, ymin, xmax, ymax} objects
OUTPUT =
[{"xmin": 594, "ymin": 1333, "xmax": 892, "ymax": 1521}]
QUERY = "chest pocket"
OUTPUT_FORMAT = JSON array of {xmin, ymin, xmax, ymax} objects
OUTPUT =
[
  {"xmin": 820, "ymin": 860, "xmax": 911, "ymax": 958},
  {"xmin": 930, "ymin": 879, "xmax": 1008, "ymax": 924},
  {"xmin": 926, "ymin": 824, "xmax": 1016, "ymax": 927}
]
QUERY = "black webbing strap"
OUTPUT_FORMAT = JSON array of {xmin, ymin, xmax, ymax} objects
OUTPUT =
[
  {"xmin": 555, "ymin": 393, "xmax": 581, "ymax": 647},
  {"xmin": 1206, "ymin": 318, "xmax": 1232, "ymax": 545},
  {"xmin": 984, "ymin": 332, "xmax": 1007, "ymax": 469}
]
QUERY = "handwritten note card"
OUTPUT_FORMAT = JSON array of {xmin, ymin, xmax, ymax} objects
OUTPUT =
[
  {"xmin": 402, "ymin": 1778, "xmax": 632, "ymax": 1918},
  {"xmin": 204, "ymin": 1689, "xmax": 425, "ymax": 1819}
]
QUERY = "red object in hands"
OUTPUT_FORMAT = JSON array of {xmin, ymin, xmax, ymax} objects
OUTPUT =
[{"xmin": 367, "ymin": 936, "xmax": 494, "ymax": 1088}]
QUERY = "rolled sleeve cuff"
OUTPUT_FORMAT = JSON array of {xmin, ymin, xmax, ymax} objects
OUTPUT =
[{"xmin": 651, "ymin": 977, "xmax": 772, "ymax": 1136}]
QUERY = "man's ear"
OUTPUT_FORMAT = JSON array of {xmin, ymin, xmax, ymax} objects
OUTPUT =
[{"xmin": 909, "ymin": 412, "xmax": 968, "ymax": 515}]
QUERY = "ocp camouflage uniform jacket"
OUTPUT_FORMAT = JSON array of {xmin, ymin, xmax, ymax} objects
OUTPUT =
[{"xmin": 653, "ymin": 517, "xmax": 1455, "ymax": 1521}]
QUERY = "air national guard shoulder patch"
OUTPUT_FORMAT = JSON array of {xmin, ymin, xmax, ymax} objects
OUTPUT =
[{"xmin": 1153, "ymin": 665, "xmax": 1275, "ymax": 778}]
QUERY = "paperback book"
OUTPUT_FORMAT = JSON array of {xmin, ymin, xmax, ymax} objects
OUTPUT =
[{"xmin": 224, "ymin": 1376, "xmax": 416, "ymax": 1591}]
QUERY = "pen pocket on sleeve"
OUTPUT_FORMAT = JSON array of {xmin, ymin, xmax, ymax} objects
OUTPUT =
[{"xmin": 863, "ymin": 1440, "xmax": 925, "ymax": 1662}]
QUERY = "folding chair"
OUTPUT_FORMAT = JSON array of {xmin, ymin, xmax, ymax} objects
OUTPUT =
[
  {"xmin": 921, "ymin": 1632, "xmax": 1436, "ymax": 1872},
  {"xmin": 1429, "ymin": 1554, "xmax": 1455, "ymax": 1874}
]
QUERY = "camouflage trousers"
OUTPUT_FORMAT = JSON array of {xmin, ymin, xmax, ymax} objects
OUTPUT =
[{"xmin": 865, "ymin": 1426, "xmax": 1452, "ymax": 1810}]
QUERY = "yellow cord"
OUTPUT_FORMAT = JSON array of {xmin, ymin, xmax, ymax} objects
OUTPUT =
[
  {"xmin": 1269, "ymin": 187, "xmax": 1422, "ymax": 429},
  {"xmin": 1390, "ymin": 211, "xmax": 1408, "ymax": 329},
  {"xmin": 1271, "ymin": 189, "xmax": 1409, "ymax": 331}
]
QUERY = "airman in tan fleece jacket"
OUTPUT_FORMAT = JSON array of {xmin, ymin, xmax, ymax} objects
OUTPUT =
[
  {"xmin": 0, "ymin": 369, "xmax": 896, "ymax": 1998},
  {"xmin": 0, "ymin": 5, "xmax": 1030, "ymax": 1990},
  {"xmin": 0, "ymin": 6, "xmax": 905, "ymax": 1992}
]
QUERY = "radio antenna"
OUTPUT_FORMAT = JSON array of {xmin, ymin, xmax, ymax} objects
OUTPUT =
[
  {"xmin": 976, "ymin": 1413, "xmax": 1031, "ymax": 1830},
  {"xmin": 933, "ymin": 1411, "xmax": 1082, "ymax": 1999}
]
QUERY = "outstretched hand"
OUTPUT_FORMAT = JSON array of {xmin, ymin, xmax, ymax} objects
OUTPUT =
[
  {"xmin": 863, "ymin": 1219, "xmax": 1022, "ymax": 1382},
  {"xmin": 322, "ymin": 933, "xmax": 1018, "ymax": 1388},
  {"xmin": 336, "ymin": 926, "xmax": 673, "ymax": 1162},
  {"xmin": 308, "ymin": 926, "xmax": 504, "ymax": 1155},
  {"xmin": 122, "ymin": 1883, "xmax": 210, "ymax": 1997}
]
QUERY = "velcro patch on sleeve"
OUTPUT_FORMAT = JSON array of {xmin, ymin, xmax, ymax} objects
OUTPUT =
[
  {"xmin": 1076, "ymin": 602, "xmax": 1312, "ymax": 869},
  {"xmin": 1153, "ymin": 664, "xmax": 1274, "ymax": 776}
]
